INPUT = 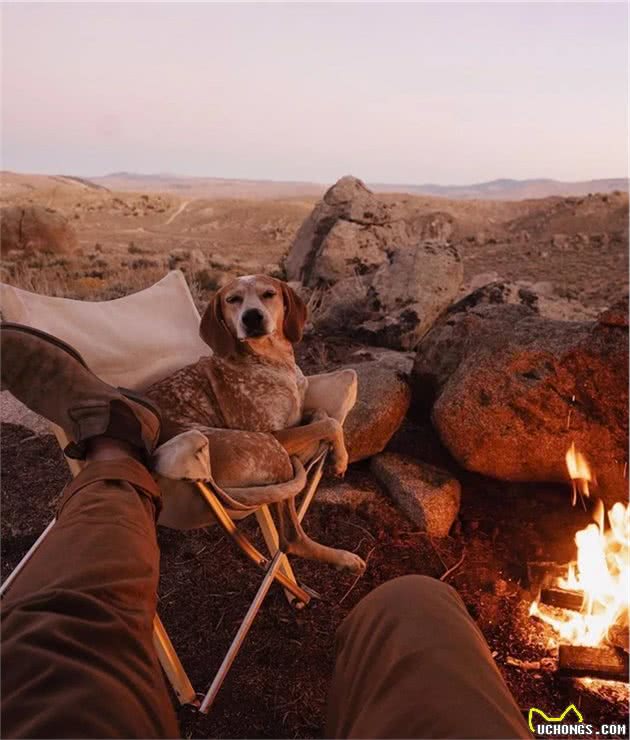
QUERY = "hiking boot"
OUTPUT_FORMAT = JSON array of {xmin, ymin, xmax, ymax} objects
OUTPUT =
[{"xmin": 1, "ymin": 322, "xmax": 161, "ymax": 459}]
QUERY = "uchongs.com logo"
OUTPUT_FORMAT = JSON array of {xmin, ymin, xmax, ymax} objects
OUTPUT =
[{"xmin": 528, "ymin": 704, "xmax": 628, "ymax": 736}]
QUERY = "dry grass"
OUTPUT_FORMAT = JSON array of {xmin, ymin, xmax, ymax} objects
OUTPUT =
[{"xmin": 2, "ymin": 253, "xmax": 195, "ymax": 306}]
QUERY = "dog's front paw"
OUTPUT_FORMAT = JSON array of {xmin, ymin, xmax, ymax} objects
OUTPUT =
[
  {"xmin": 335, "ymin": 550, "xmax": 367, "ymax": 575},
  {"xmin": 332, "ymin": 449, "xmax": 349, "ymax": 478}
]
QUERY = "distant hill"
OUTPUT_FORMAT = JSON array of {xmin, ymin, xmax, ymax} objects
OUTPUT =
[
  {"xmin": 2, "ymin": 170, "xmax": 627, "ymax": 202},
  {"xmin": 373, "ymin": 177, "xmax": 629, "ymax": 200},
  {"xmin": 91, "ymin": 172, "xmax": 628, "ymax": 201},
  {"xmin": 90, "ymin": 172, "xmax": 325, "ymax": 199}
]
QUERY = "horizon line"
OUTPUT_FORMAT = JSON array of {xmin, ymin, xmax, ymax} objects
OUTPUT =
[{"xmin": 3, "ymin": 169, "xmax": 629, "ymax": 190}]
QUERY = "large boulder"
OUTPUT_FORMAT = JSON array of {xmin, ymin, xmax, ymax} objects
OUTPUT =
[
  {"xmin": 286, "ymin": 176, "xmax": 463, "ymax": 350},
  {"xmin": 1, "ymin": 206, "xmax": 78, "ymax": 256},
  {"xmin": 412, "ymin": 291, "xmax": 629, "ymax": 502},
  {"xmin": 285, "ymin": 176, "xmax": 392, "ymax": 282},
  {"xmin": 371, "ymin": 452, "xmax": 461, "ymax": 536},
  {"xmin": 344, "ymin": 360, "xmax": 411, "ymax": 463}
]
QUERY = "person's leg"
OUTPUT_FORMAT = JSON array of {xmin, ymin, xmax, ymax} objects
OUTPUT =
[
  {"xmin": 1, "ymin": 325, "xmax": 180, "ymax": 738},
  {"xmin": 326, "ymin": 575, "xmax": 530, "ymax": 739},
  {"xmin": 1, "ymin": 439, "xmax": 180, "ymax": 739}
]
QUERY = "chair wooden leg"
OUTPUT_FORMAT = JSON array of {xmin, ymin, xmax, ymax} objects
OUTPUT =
[
  {"xmin": 153, "ymin": 614, "xmax": 198, "ymax": 706},
  {"xmin": 255, "ymin": 506, "xmax": 299, "ymax": 604},
  {"xmin": 0, "ymin": 518, "xmax": 56, "ymax": 599},
  {"xmin": 195, "ymin": 481, "xmax": 311, "ymax": 605},
  {"xmin": 0, "ymin": 521, "xmax": 198, "ymax": 707},
  {"xmin": 297, "ymin": 452, "xmax": 326, "ymax": 521},
  {"xmin": 199, "ymin": 549, "xmax": 286, "ymax": 714},
  {"xmin": 197, "ymin": 451, "xmax": 330, "ymax": 713}
]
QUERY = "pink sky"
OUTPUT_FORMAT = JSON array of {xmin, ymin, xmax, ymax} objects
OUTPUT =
[{"xmin": 2, "ymin": 2, "xmax": 628, "ymax": 184}]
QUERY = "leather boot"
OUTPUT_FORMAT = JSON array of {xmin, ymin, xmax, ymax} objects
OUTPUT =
[{"xmin": 1, "ymin": 322, "xmax": 161, "ymax": 459}]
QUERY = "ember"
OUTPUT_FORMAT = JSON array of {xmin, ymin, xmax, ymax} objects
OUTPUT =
[{"xmin": 530, "ymin": 445, "xmax": 629, "ymax": 648}]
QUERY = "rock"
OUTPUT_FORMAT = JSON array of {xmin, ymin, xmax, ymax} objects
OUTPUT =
[
  {"xmin": 313, "ymin": 274, "xmax": 371, "ymax": 332},
  {"xmin": 409, "ymin": 211, "xmax": 455, "ymax": 242},
  {"xmin": 288, "ymin": 176, "xmax": 463, "ymax": 349},
  {"xmin": 598, "ymin": 295, "xmax": 628, "ymax": 327},
  {"xmin": 0, "ymin": 206, "xmax": 78, "ymax": 256},
  {"xmin": 285, "ymin": 176, "xmax": 390, "ymax": 282},
  {"xmin": 362, "ymin": 241, "xmax": 463, "ymax": 349},
  {"xmin": 462, "ymin": 271, "xmax": 503, "ymax": 293},
  {"xmin": 552, "ymin": 233, "xmax": 570, "ymax": 249},
  {"xmin": 344, "ymin": 361, "xmax": 411, "ymax": 463},
  {"xmin": 316, "ymin": 478, "xmax": 379, "ymax": 508},
  {"xmin": 370, "ymin": 452, "xmax": 460, "ymax": 536},
  {"xmin": 411, "ymin": 294, "xmax": 629, "ymax": 502},
  {"xmin": 455, "ymin": 279, "xmax": 598, "ymax": 322},
  {"xmin": 348, "ymin": 347, "xmax": 415, "ymax": 375}
]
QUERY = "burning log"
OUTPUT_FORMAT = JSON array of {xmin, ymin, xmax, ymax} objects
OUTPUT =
[
  {"xmin": 527, "ymin": 561, "xmax": 570, "ymax": 589},
  {"xmin": 539, "ymin": 587, "xmax": 584, "ymax": 611},
  {"xmin": 558, "ymin": 644, "xmax": 629, "ymax": 682},
  {"xmin": 529, "ymin": 444, "xmax": 629, "ymax": 648}
]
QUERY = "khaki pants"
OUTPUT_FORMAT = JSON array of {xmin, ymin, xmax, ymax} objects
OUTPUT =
[
  {"xmin": 2, "ymin": 459, "xmax": 530, "ymax": 739},
  {"xmin": 1, "ymin": 459, "xmax": 179, "ymax": 739},
  {"xmin": 326, "ymin": 575, "xmax": 531, "ymax": 739}
]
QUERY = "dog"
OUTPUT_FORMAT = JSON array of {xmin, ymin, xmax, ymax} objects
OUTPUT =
[{"xmin": 146, "ymin": 274, "xmax": 365, "ymax": 574}]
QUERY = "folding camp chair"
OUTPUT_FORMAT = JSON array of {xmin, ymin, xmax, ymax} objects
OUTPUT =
[{"xmin": 0, "ymin": 270, "xmax": 329, "ymax": 712}]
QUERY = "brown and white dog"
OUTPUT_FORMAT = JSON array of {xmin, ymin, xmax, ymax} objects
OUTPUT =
[{"xmin": 147, "ymin": 274, "xmax": 365, "ymax": 573}]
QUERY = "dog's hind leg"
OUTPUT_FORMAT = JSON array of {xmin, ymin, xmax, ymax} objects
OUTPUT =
[
  {"xmin": 153, "ymin": 427, "xmax": 308, "ymax": 529},
  {"xmin": 274, "ymin": 498, "xmax": 366, "ymax": 574}
]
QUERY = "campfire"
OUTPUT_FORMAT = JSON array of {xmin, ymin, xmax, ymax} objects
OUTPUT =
[{"xmin": 529, "ymin": 444, "xmax": 629, "ymax": 680}]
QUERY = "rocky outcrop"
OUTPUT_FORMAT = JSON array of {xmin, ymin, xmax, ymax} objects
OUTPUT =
[
  {"xmin": 411, "ymin": 293, "xmax": 629, "ymax": 502},
  {"xmin": 1, "ymin": 206, "xmax": 79, "ymax": 256},
  {"xmin": 457, "ymin": 278, "xmax": 598, "ymax": 322},
  {"xmin": 344, "ymin": 360, "xmax": 411, "ymax": 463},
  {"xmin": 371, "ymin": 453, "xmax": 460, "ymax": 536},
  {"xmin": 286, "ymin": 176, "xmax": 463, "ymax": 350}
]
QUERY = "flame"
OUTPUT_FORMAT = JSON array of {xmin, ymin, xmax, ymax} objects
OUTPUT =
[
  {"xmin": 565, "ymin": 442, "xmax": 591, "ymax": 505},
  {"xmin": 530, "ymin": 445, "xmax": 629, "ymax": 647}
]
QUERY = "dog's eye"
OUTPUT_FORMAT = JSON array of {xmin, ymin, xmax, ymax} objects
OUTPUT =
[
  {"xmin": 262, "ymin": 290, "xmax": 276, "ymax": 299},
  {"xmin": 226, "ymin": 295, "xmax": 243, "ymax": 304}
]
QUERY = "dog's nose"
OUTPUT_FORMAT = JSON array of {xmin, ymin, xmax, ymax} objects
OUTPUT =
[{"xmin": 242, "ymin": 308, "xmax": 265, "ymax": 333}]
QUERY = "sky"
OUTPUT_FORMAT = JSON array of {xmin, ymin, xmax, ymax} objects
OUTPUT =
[{"xmin": 1, "ymin": 2, "xmax": 628, "ymax": 185}]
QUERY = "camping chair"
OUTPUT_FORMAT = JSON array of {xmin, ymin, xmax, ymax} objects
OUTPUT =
[{"xmin": 0, "ymin": 270, "xmax": 329, "ymax": 713}]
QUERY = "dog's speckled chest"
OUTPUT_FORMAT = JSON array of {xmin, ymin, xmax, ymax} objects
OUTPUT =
[
  {"xmin": 208, "ymin": 355, "xmax": 306, "ymax": 432},
  {"xmin": 146, "ymin": 354, "xmax": 306, "ymax": 435}
]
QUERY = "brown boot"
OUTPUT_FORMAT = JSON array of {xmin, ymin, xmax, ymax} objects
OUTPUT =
[{"xmin": 1, "ymin": 322, "xmax": 161, "ymax": 459}]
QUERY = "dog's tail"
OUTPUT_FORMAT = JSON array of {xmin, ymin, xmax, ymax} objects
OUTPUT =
[{"xmin": 217, "ymin": 456, "xmax": 307, "ymax": 509}]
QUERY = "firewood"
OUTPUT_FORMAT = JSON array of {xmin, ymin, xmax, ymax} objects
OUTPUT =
[
  {"xmin": 540, "ymin": 587, "xmax": 584, "ymax": 611},
  {"xmin": 527, "ymin": 561, "xmax": 569, "ymax": 588},
  {"xmin": 558, "ymin": 644, "xmax": 629, "ymax": 681}
]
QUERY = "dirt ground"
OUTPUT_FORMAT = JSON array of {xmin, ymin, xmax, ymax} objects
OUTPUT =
[{"xmin": 2, "ymin": 420, "xmax": 627, "ymax": 739}]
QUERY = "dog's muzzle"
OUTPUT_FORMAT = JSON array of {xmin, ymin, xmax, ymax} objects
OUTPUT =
[{"xmin": 241, "ymin": 308, "xmax": 268, "ymax": 338}]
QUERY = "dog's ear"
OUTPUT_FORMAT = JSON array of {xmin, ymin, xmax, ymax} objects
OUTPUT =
[
  {"xmin": 199, "ymin": 291, "xmax": 237, "ymax": 356},
  {"xmin": 281, "ymin": 282, "xmax": 307, "ymax": 344}
]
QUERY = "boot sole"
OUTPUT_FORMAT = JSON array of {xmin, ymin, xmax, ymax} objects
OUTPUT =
[{"xmin": 1, "ymin": 322, "xmax": 161, "ymax": 422}]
